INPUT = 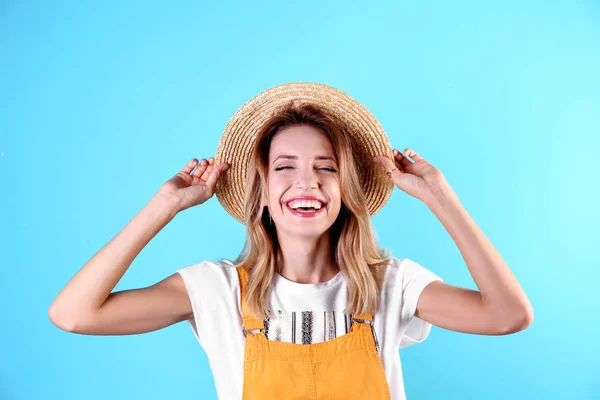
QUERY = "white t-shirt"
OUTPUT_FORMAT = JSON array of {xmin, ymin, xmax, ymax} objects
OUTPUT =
[{"xmin": 177, "ymin": 256, "xmax": 443, "ymax": 400}]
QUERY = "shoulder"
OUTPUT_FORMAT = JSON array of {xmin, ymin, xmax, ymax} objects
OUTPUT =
[
  {"xmin": 382, "ymin": 256, "xmax": 443, "ymax": 290},
  {"xmin": 176, "ymin": 259, "xmax": 240, "ymax": 291}
]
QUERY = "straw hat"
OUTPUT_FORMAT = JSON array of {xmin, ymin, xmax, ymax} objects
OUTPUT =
[{"xmin": 214, "ymin": 82, "xmax": 394, "ymax": 224}]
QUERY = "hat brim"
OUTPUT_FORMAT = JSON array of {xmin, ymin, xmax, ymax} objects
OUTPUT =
[{"xmin": 215, "ymin": 82, "xmax": 394, "ymax": 224}]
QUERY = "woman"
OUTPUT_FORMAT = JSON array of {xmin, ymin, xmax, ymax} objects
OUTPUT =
[{"xmin": 49, "ymin": 83, "xmax": 534, "ymax": 400}]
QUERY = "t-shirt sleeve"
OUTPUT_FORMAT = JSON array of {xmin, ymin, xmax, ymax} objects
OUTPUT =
[
  {"xmin": 398, "ymin": 257, "xmax": 443, "ymax": 349},
  {"xmin": 176, "ymin": 259, "xmax": 241, "ymax": 349}
]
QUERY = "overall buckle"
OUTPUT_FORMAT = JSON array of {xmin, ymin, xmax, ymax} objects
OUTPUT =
[
  {"xmin": 351, "ymin": 317, "xmax": 380, "ymax": 354},
  {"xmin": 242, "ymin": 326, "xmax": 264, "ymax": 337}
]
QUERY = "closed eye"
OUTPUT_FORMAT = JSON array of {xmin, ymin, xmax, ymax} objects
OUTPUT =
[{"xmin": 274, "ymin": 166, "xmax": 337, "ymax": 172}]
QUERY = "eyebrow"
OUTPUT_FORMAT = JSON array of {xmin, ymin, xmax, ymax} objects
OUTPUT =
[{"xmin": 272, "ymin": 155, "xmax": 336, "ymax": 164}]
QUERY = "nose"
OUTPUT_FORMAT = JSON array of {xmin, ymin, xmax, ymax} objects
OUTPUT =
[{"xmin": 294, "ymin": 166, "xmax": 319, "ymax": 190}]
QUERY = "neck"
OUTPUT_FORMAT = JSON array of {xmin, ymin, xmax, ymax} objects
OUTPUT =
[{"xmin": 275, "ymin": 230, "xmax": 339, "ymax": 284}]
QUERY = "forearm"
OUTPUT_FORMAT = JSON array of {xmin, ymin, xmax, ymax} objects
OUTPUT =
[
  {"xmin": 425, "ymin": 186, "xmax": 534, "ymax": 326},
  {"xmin": 49, "ymin": 192, "xmax": 180, "ymax": 325}
]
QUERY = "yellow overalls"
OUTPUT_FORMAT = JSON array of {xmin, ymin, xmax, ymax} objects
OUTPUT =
[{"xmin": 237, "ymin": 265, "xmax": 391, "ymax": 399}]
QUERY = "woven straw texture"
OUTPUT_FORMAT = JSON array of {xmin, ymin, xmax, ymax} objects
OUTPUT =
[{"xmin": 214, "ymin": 82, "xmax": 394, "ymax": 224}]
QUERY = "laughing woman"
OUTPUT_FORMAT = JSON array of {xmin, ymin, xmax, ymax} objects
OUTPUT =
[{"xmin": 49, "ymin": 82, "xmax": 533, "ymax": 400}]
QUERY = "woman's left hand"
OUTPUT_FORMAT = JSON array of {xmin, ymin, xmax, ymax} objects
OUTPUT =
[{"xmin": 374, "ymin": 148, "xmax": 452, "ymax": 204}]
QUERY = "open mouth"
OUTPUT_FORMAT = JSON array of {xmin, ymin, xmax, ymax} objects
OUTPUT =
[{"xmin": 284, "ymin": 198, "xmax": 327, "ymax": 218}]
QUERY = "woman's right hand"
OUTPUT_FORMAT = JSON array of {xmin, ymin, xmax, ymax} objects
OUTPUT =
[{"xmin": 157, "ymin": 157, "xmax": 229, "ymax": 213}]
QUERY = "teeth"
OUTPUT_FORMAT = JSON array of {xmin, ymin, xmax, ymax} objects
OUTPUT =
[{"xmin": 287, "ymin": 199, "xmax": 323, "ymax": 210}]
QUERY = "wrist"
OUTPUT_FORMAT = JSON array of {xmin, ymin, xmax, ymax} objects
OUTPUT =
[
  {"xmin": 424, "ymin": 183, "xmax": 459, "ymax": 211},
  {"xmin": 150, "ymin": 191, "xmax": 182, "ymax": 218}
]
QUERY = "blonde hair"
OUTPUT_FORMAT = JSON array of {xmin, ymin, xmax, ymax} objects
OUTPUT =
[{"xmin": 233, "ymin": 102, "xmax": 391, "ymax": 320}]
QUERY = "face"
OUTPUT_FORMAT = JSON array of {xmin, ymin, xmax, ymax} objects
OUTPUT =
[{"xmin": 264, "ymin": 125, "xmax": 342, "ymax": 239}]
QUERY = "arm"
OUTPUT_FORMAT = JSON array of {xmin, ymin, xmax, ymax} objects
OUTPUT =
[
  {"xmin": 375, "ymin": 148, "xmax": 533, "ymax": 336},
  {"xmin": 48, "ymin": 157, "xmax": 229, "ymax": 335},
  {"xmin": 48, "ymin": 193, "xmax": 191, "ymax": 334},
  {"xmin": 415, "ymin": 186, "xmax": 534, "ymax": 335}
]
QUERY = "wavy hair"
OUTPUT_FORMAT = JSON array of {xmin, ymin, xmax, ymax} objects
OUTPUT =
[{"xmin": 233, "ymin": 102, "xmax": 391, "ymax": 320}]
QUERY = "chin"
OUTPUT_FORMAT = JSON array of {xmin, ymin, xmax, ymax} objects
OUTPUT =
[{"xmin": 277, "ymin": 219, "xmax": 336, "ymax": 238}]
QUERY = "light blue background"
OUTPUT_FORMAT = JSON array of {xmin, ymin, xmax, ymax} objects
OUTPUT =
[{"xmin": 1, "ymin": 1, "xmax": 598, "ymax": 399}]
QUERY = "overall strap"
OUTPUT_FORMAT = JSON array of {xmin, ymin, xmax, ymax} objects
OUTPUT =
[
  {"xmin": 352, "ymin": 312, "xmax": 379, "ymax": 353},
  {"xmin": 236, "ymin": 265, "xmax": 265, "ymax": 336}
]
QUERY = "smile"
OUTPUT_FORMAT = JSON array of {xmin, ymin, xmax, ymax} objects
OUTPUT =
[
  {"xmin": 285, "ymin": 203, "xmax": 326, "ymax": 218},
  {"xmin": 284, "ymin": 197, "xmax": 327, "ymax": 218}
]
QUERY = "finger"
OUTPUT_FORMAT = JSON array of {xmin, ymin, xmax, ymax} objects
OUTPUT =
[
  {"xmin": 402, "ymin": 148, "xmax": 423, "ymax": 162},
  {"xmin": 192, "ymin": 158, "xmax": 209, "ymax": 178},
  {"xmin": 203, "ymin": 157, "xmax": 216, "ymax": 178},
  {"xmin": 374, "ymin": 156, "xmax": 403, "ymax": 181},
  {"xmin": 205, "ymin": 162, "xmax": 229, "ymax": 189},
  {"xmin": 394, "ymin": 150, "xmax": 412, "ymax": 169},
  {"xmin": 182, "ymin": 158, "xmax": 199, "ymax": 175},
  {"xmin": 202, "ymin": 163, "xmax": 215, "ymax": 181},
  {"xmin": 393, "ymin": 149, "xmax": 413, "ymax": 169}
]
